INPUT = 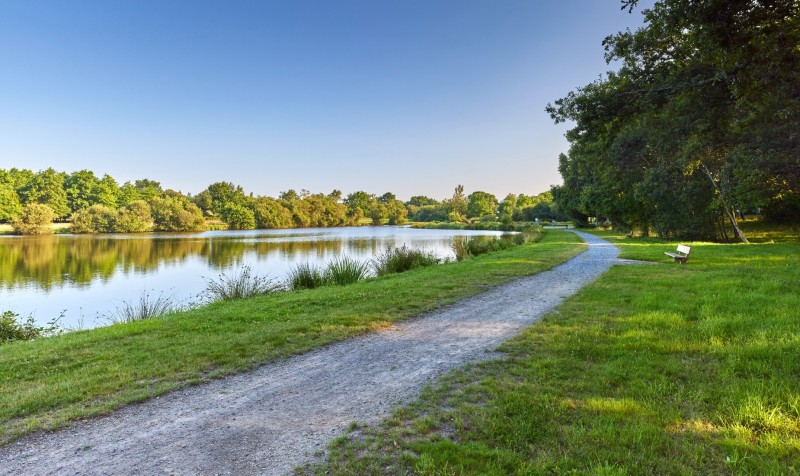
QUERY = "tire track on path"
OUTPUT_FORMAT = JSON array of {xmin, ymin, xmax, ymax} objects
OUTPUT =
[{"xmin": 0, "ymin": 231, "xmax": 619, "ymax": 475}]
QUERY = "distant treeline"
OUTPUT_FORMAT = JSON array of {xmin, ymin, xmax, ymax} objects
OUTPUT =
[
  {"xmin": 0, "ymin": 168, "xmax": 561, "ymax": 234},
  {"xmin": 547, "ymin": 0, "xmax": 799, "ymax": 241}
]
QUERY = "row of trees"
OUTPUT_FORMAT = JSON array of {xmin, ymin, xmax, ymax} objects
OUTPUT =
[
  {"xmin": 548, "ymin": 0, "xmax": 799, "ymax": 241},
  {"xmin": 1, "ymin": 167, "xmax": 560, "ymax": 234}
]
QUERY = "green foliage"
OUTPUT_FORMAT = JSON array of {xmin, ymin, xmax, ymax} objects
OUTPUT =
[
  {"xmin": 0, "ymin": 311, "xmax": 60, "ymax": 345},
  {"xmin": 70, "ymin": 201, "xmax": 153, "ymax": 233},
  {"xmin": 115, "ymin": 200, "xmax": 153, "ymax": 232},
  {"xmin": 133, "ymin": 179, "xmax": 163, "ymax": 202},
  {"xmin": 369, "ymin": 200, "xmax": 387, "ymax": 225},
  {"xmin": 344, "ymin": 191, "xmax": 375, "ymax": 217},
  {"xmin": 372, "ymin": 246, "xmax": 442, "ymax": 276},
  {"xmin": 548, "ymin": 0, "xmax": 800, "ymax": 239},
  {"xmin": 386, "ymin": 199, "xmax": 408, "ymax": 226},
  {"xmin": 252, "ymin": 197, "xmax": 293, "ymax": 229},
  {"xmin": 11, "ymin": 203, "xmax": 56, "ymax": 235},
  {"xmin": 18, "ymin": 168, "xmax": 69, "ymax": 217},
  {"xmin": 0, "ymin": 184, "xmax": 22, "ymax": 222},
  {"xmin": 467, "ymin": 191, "xmax": 498, "ymax": 219},
  {"xmin": 149, "ymin": 196, "xmax": 206, "ymax": 232},
  {"xmin": 220, "ymin": 203, "xmax": 256, "ymax": 230},
  {"xmin": 70, "ymin": 204, "xmax": 118, "ymax": 233},
  {"xmin": 205, "ymin": 181, "xmax": 247, "ymax": 216},
  {"xmin": 203, "ymin": 265, "xmax": 283, "ymax": 301}
]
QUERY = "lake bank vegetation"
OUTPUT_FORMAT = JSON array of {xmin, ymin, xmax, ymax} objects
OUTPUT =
[
  {"xmin": 0, "ymin": 230, "xmax": 584, "ymax": 444},
  {"xmin": 1, "ymin": 167, "xmax": 563, "ymax": 235},
  {"xmin": 547, "ymin": 0, "xmax": 799, "ymax": 242},
  {"xmin": 308, "ymin": 228, "xmax": 800, "ymax": 474}
]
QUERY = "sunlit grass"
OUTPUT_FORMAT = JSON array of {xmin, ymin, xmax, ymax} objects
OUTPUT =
[{"xmin": 308, "ymin": 228, "xmax": 800, "ymax": 474}]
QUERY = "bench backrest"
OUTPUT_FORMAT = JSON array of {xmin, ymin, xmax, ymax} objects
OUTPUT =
[{"xmin": 677, "ymin": 245, "xmax": 691, "ymax": 255}]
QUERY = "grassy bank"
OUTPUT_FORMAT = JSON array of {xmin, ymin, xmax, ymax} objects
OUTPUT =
[
  {"xmin": 0, "ymin": 230, "xmax": 584, "ymax": 444},
  {"xmin": 310, "ymin": 230, "xmax": 800, "ymax": 474}
]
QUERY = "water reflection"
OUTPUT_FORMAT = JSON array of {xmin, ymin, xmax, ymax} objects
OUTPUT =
[{"xmin": 0, "ymin": 227, "xmax": 503, "ymax": 329}]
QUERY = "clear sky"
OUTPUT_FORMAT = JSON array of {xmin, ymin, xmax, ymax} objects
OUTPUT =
[{"xmin": 0, "ymin": 0, "xmax": 649, "ymax": 201}]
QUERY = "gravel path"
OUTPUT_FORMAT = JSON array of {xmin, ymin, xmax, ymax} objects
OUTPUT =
[{"xmin": 0, "ymin": 231, "xmax": 619, "ymax": 475}]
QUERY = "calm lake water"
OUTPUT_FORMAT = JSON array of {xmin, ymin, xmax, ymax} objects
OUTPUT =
[{"xmin": 0, "ymin": 226, "xmax": 504, "ymax": 329}]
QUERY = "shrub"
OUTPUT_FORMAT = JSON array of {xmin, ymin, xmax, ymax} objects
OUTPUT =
[
  {"xmin": 11, "ymin": 203, "xmax": 55, "ymax": 235},
  {"xmin": 0, "ymin": 311, "xmax": 60, "ymax": 344},
  {"xmin": 372, "ymin": 245, "xmax": 441, "ymax": 276},
  {"xmin": 115, "ymin": 200, "xmax": 152, "ymax": 232},
  {"xmin": 287, "ymin": 262, "xmax": 328, "ymax": 290},
  {"xmin": 150, "ymin": 196, "xmax": 206, "ymax": 231},
  {"xmin": 71, "ymin": 204, "xmax": 118, "ymax": 233},
  {"xmin": 324, "ymin": 256, "xmax": 371, "ymax": 285},
  {"xmin": 204, "ymin": 265, "xmax": 283, "ymax": 301}
]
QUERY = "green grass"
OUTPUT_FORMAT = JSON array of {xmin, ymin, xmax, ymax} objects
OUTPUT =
[
  {"xmin": 307, "ymin": 229, "xmax": 800, "ymax": 475},
  {"xmin": 0, "ymin": 230, "xmax": 584, "ymax": 444}
]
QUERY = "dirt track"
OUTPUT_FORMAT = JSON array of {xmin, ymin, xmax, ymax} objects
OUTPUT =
[{"xmin": 0, "ymin": 231, "xmax": 619, "ymax": 475}]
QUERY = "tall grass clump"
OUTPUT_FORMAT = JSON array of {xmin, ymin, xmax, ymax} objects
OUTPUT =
[
  {"xmin": 287, "ymin": 262, "xmax": 328, "ymax": 290},
  {"xmin": 324, "ymin": 255, "xmax": 371, "ymax": 286},
  {"xmin": 108, "ymin": 291, "xmax": 175, "ymax": 324},
  {"xmin": 452, "ymin": 225, "xmax": 543, "ymax": 261},
  {"xmin": 372, "ymin": 245, "xmax": 442, "ymax": 276},
  {"xmin": 204, "ymin": 265, "xmax": 283, "ymax": 301}
]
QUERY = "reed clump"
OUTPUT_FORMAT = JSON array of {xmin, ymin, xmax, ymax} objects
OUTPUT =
[
  {"xmin": 204, "ymin": 265, "xmax": 283, "ymax": 301},
  {"xmin": 372, "ymin": 245, "xmax": 442, "ymax": 276},
  {"xmin": 109, "ymin": 291, "xmax": 176, "ymax": 323}
]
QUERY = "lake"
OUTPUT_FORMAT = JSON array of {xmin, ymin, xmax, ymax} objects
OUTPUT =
[{"xmin": 0, "ymin": 226, "xmax": 505, "ymax": 329}]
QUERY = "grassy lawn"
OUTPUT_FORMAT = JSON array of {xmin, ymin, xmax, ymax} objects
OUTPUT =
[
  {"xmin": 0, "ymin": 230, "xmax": 584, "ymax": 445},
  {"xmin": 309, "ymin": 230, "xmax": 800, "ymax": 474}
]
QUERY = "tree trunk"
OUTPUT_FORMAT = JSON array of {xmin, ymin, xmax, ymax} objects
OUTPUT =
[{"xmin": 700, "ymin": 164, "xmax": 748, "ymax": 243}]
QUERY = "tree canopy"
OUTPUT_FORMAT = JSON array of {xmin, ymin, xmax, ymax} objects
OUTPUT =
[{"xmin": 548, "ymin": 0, "xmax": 799, "ymax": 241}]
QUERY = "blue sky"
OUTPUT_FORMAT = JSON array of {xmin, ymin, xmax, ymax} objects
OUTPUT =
[{"xmin": 0, "ymin": 0, "xmax": 649, "ymax": 200}]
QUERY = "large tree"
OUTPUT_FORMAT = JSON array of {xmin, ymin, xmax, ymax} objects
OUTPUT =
[{"xmin": 548, "ymin": 0, "xmax": 800, "ymax": 241}]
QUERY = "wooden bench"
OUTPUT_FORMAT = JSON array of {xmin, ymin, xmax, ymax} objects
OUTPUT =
[{"xmin": 665, "ymin": 245, "xmax": 691, "ymax": 264}]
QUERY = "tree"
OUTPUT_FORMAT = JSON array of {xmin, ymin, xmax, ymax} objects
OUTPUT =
[
  {"xmin": 379, "ymin": 192, "xmax": 396, "ymax": 204},
  {"xmin": 368, "ymin": 199, "xmax": 387, "ymax": 225},
  {"xmin": 149, "ymin": 196, "xmax": 206, "ymax": 232},
  {"xmin": 65, "ymin": 170, "xmax": 100, "ymax": 213},
  {"xmin": 134, "ymin": 179, "xmax": 163, "ymax": 202},
  {"xmin": 19, "ymin": 168, "xmax": 69, "ymax": 218},
  {"xmin": 498, "ymin": 194, "xmax": 517, "ymax": 224},
  {"xmin": 443, "ymin": 185, "xmax": 468, "ymax": 222},
  {"xmin": 467, "ymin": 191, "xmax": 498, "ymax": 219},
  {"xmin": 0, "ymin": 184, "xmax": 22, "ymax": 222},
  {"xmin": 386, "ymin": 199, "xmax": 408, "ymax": 225},
  {"xmin": 407, "ymin": 196, "xmax": 439, "ymax": 207},
  {"xmin": 252, "ymin": 197, "xmax": 293, "ymax": 229},
  {"xmin": 12, "ymin": 203, "xmax": 55, "ymax": 235},
  {"xmin": 344, "ymin": 191, "xmax": 374, "ymax": 220},
  {"xmin": 220, "ymin": 203, "xmax": 256, "ymax": 230},
  {"xmin": 94, "ymin": 174, "xmax": 119, "ymax": 209},
  {"xmin": 117, "ymin": 181, "xmax": 142, "ymax": 206},
  {"xmin": 205, "ymin": 181, "xmax": 247, "ymax": 216}
]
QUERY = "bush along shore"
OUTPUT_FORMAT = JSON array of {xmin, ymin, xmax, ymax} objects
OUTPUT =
[
  {"xmin": 0, "ymin": 229, "xmax": 583, "ymax": 444},
  {"xmin": 307, "ymin": 229, "xmax": 800, "ymax": 475}
]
